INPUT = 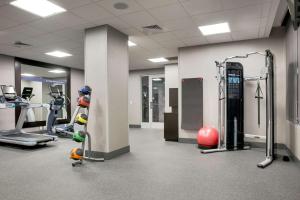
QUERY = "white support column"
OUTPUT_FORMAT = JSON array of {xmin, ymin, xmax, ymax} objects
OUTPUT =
[{"xmin": 85, "ymin": 25, "xmax": 129, "ymax": 159}]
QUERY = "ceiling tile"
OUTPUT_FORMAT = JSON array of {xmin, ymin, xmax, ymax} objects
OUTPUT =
[
  {"xmin": 68, "ymin": 22, "xmax": 97, "ymax": 30},
  {"xmin": 0, "ymin": 17, "xmax": 19, "ymax": 31},
  {"xmin": 23, "ymin": 33, "xmax": 69, "ymax": 47},
  {"xmin": 149, "ymin": 3, "xmax": 189, "ymax": 21},
  {"xmin": 97, "ymin": 0, "xmax": 143, "ymax": 16},
  {"xmin": 54, "ymin": 28, "xmax": 84, "ymax": 41},
  {"xmin": 90, "ymin": 17, "xmax": 132, "ymax": 30},
  {"xmin": 135, "ymin": 0, "xmax": 177, "ymax": 9},
  {"xmin": 147, "ymin": 47, "xmax": 178, "ymax": 57},
  {"xmin": 259, "ymin": 17, "xmax": 268, "ymax": 37},
  {"xmin": 261, "ymin": 2, "xmax": 272, "ymax": 18},
  {"xmin": 0, "ymin": 0, "xmax": 11, "ymax": 6},
  {"xmin": 121, "ymin": 11, "xmax": 158, "ymax": 28},
  {"xmin": 182, "ymin": 36, "xmax": 207, "ymax": 46},
  {"xmin": 206, "ymin": 33, "xmax": 232, "ymax": 43},
  {"xmin": 5, "ymin": 24, "xmax": 46, "ymax": 38},
  {"xmin": 0, "ymin": 5, "xmax": 39, "ymax": 24},
  {"xmin": 222, "ymin": 5, "xmax": 262, "ymax": 22},
  {"xmin": 181, "ymin": 0, "xmax": 223, "ymax": 16},
  {"xmin": 192, "ymin": 4, "xmax": 262, "ymax": 27},
  {"xmin": 0, "ymin": 44, "xmax": 32, "ymax": 54},
  {"xmin": 27, "ymin": 17, "xmax": 67, "ymax": 32},
  {"xmin": 148, "ymin": 32, "xmax": 177, "ymax": 42},
  {"xmin": 229, "ymin": 18, "xmax": 261, "ymax": 32},
  {"xmin": 231, "ymin": 30, "xmax": 259, "ymax": 41},
  {"xmin": 122, "ymin": 28, "xmax": 145, "ymax": 36},
  {"xmin": 158, "ymin": 39, "xmax": 185, "ymax": 48},
  {"xmin": 220, "ymin": 0, "xmax": 261, "ymax": 10},
  {"xmin": 160, "ymin": 17, "xmax": 196, "ymax": 31},
  {"xmin": 53, "ymin": 0, "xmax": 93, "ymax": 9},
  {"xmin": 172, "ymin": 28, "xmax": 201, "ymax": 39},
  {"xmin": 40, "ymin": 40, "xmax": 82, "ymax": 52},
  {"xmin": 129, "ymin": 36, "xmax": 162, "ymax": 50},
  {"xmin": 71, "ymin": 3, "xmax": 114, "ymax": 21},
  {"xmin": 50, "ymin": 13, "xmax": 89, "ymax": 28}
]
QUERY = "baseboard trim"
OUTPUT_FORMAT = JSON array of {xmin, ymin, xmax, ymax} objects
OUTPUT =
[
  {"xmin": 245, "ymin": 141, "xmax": 300, "ymax": 167},
  {"xmin": 86, "ymin": 145, "xmax": 130, "ymax": 160},
  {"xmin": 245, "ymin": 141, "xmax": 286, "ymax": 149},
  {"xmin": 129, "ymin": 124, "xmax": 141, "ymax": 128},
  {"xmin": 178, "ymin": 138, "xmax": 197, "ymax": 144},
  {"xmin": 283, "ymin": 145, "xmax": 300, "ymax": 164}
]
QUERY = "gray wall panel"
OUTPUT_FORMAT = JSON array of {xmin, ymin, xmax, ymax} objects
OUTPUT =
[{"xmin": 181, "ymin": 78, "xmax": 203, "ymax": 130}]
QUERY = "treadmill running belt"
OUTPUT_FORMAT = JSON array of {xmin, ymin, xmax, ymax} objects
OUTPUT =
[{"xmin": 0, "ymin": 132, "xmax": 56, "ymax": 146}]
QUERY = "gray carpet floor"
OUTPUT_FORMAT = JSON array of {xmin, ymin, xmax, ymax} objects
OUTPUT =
[{"xmin": 0, "ymin": 128, "xmax": 299, "ymax": 200}]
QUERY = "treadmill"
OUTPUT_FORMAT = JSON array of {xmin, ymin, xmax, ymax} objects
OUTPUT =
[{"xmin": 0, "ymin": 85, "xmax": 57, "ymax": 146}]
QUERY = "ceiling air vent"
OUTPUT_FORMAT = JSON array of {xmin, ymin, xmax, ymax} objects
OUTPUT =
[
  {"xmin": 166, "ymin": 56, "xmax": 178, "ymax": 61},
  {"xmin": 142, "ymin": 25, "xmax": 164, "ymax": 35},
  {"xmin": 14, "ymin": 41, "xmax": 32, "ymax": 48},
  {"xmin": 166, "ymin": 56, "xmax": 178, "ymax": 64}
]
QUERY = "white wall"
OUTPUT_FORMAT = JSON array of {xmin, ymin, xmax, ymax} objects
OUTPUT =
[
  {"xmin": 70, "ymin": 69, "xmax": 84, "ymax": 113},
  {"xmin": 164, "ymin": 64, "xmax": 178, "ymax": 113},
  {"xmin": 285, "ymin": 22, "xmax": 300, "ymax": 160},
  {"xmin": 0, "ymin": 55, "xmax": 15, "ymax": 130},
  {"xmin": 128, "ymin": 68, "xmax": 164, "ymax": 125},
  {"xmin": 178, "ymin": 29, "xmax": 286, "ymax": 145}
]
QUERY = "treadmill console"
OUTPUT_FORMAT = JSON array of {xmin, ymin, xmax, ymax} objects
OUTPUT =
[
  {"xmin": 0, "ymin": 85, "xmax": 17, "ymax": 101},
  {"xmin": 49, "ymin": 86, "xmax": 62, "ymax": 98},
  {"xmin": 21, "ymin": 87, "xmax": 33, "ymax": 99}
]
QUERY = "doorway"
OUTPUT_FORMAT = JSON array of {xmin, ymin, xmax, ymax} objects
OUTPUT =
[{"xmin": 141, "ymin": 75, "xmax": 165, "ymax": 128}]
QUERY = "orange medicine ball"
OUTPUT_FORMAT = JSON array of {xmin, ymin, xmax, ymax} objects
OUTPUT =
[{"xmin": 70, "ymin": 148, "xmax": 83, "ymax": 160}]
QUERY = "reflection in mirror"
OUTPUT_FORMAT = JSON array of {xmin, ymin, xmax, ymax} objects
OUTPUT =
[{"xmin": 20, "ymin": 64, "xmax": 69, "ymax": 125}]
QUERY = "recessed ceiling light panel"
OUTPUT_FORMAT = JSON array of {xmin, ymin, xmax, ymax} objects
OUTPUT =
[
  {"xmin": 128, "ymin": 41, "xmax": 137, "ymax": 47},
  {"xmin": 10, "ymin": 0, "xmax": 66, "ymax": 17},
  {"xmin": 45, "ymin": 50, "xmax": 72, "ymax": 58},
  {"xmin": 198, "ymin": 22, "xmax": 230, "ymax": 36},
  {"xmin": 148, "ymin": 57, "xmax": 168, "ymax": 63},
  {"xmin": 48, "ymin": 69, "xmax": 66, "ymax": 74}
]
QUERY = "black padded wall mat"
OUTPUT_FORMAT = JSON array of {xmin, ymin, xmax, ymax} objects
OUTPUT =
[
  {"xmin": 169, "ymin": 88, "xmax": 178, "ymax": 107},
  {"xmin": 181, "ymin": 78, "xmax": 203, "ymax": 130}
]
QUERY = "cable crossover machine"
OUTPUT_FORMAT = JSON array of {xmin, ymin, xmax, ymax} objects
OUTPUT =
[{"xmin": 201, "ymin": 50, "xmax": 275, "ymax": 169}]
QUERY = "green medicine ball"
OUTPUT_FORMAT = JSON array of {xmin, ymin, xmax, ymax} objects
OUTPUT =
[{"xmin": 72, "ymin": 131, "xmax": 86, "ymax": 143}]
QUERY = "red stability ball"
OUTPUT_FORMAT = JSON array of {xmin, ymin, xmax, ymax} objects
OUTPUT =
[{"xmin": 197, "ymin": 126, "xmax": 219, "ymax": 149}]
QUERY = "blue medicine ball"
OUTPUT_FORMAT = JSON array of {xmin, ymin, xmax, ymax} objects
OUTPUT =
[{"xmin": 78, "ymin": 86, "xmax": 92, "ymax": 96}]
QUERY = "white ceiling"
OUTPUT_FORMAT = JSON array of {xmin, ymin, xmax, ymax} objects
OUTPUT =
[{"xmin": 0, "ymin": 0, "xmax": 283, "ymax": 70}]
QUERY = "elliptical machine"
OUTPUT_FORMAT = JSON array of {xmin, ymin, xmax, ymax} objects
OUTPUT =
[
  {"xmin": 46, "ymin": 86, "xmax": 65, "ymax": 135},
  {"xmin": 55, "ymin": 86, "xmax": 91, "ymax": 136},
  {"xmin": 21, "ymin": 87, "xmax": 36, "ymax": 122}
]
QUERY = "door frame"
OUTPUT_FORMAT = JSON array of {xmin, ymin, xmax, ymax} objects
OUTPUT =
[{"xmin": 141, "ymin": 74, "xmax": 165, "ymax": 129}]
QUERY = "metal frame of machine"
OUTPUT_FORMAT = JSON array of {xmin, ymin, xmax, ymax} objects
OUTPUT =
[
  {"xmin": 201, "ymin": 50, "xmax": 275, "ymax": 168},
  {"xmin": 0, "ymin": 85, "xmax": 57, "ymax": 146}
]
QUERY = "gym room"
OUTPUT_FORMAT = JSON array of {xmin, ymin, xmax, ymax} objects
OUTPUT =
[{"xmin": 0, "ymin": 0, "xmax": 299, "ymax": 200}]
